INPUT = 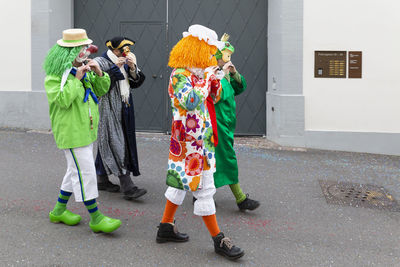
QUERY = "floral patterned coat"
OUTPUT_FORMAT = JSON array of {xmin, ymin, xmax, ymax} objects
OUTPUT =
[{"xmin": 166, "ymin": 68, "xmax": 222, "ymax": 192}]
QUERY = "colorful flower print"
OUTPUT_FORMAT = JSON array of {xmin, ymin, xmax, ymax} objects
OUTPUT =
[
  {"xmin": 191, "ymin": 139, "xmax": 203, "ymax": 150},
  {"xmin": 173, "ymin": 98, "xmax": 187, "ymax": 117},
  {"xmin": 185, "ymin": 153, "xmax": 203, "ymax": 176},
  {"xmin": 186, "ymin": 91, "xmax": 200, "ymax": 110},
  {"xmin": 210, "ymin": 76, "xmax": 221, "ymax": 101},
  {"xmin": 166, "ymin": 169, "xmax": 184, "ymax": 190},
  {"xmin": 204, "ymin": 127, "xmax": 215, "ymax": 152},
  {"xmin": 189, "ymin": 176, "xmax": 201, "ymax": 191},
  {"xmin": 171, "ymin": 120, "xmax": 186, "ymax": 141},
  {"xmin": 199, "ymin": 102, "xmax": 205, "ymax": 116},
  {"xmin": 185, "ymin": 134, "xmax": 196, "ymax": 142},
  {"xmin": 175, "ymin": 68, "xmax": 192, "ymax": 77},
  {"xmin": 169, "ymin": 138, "xmax": 187, "ymax": 162},
  {"xmin": 172, "ymin": 74, "xmax": 187, "ymax": 94},
  {"xmin": 191, "ymin": 75, "xmax": 206, "ymax": 88},
  {"xmin": 203, "ymin": 155, "xmax": 211, "ymax": 171},
  {"xmin": 186, "ymin": 114, "xmax": 200, "ymax": 133},
  {"xmin": 168, "ymin": 83, "xmax": 174, "ymax": 97}
]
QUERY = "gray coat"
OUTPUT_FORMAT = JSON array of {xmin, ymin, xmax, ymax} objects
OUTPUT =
[{"xmin": 94, "ymin": 52, "xmax": 145, "ymax": 177}]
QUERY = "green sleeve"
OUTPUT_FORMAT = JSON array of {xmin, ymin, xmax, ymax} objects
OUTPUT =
[
  {"xmin": 89, "ymin": 71, "xmax": 110, "ymax": 98},
  {"xmin": 45, "ymin": 75, "xmax": 82, "ymax": 109},
  {"xmin": 230, "ymin": 73, "xmax": 247, "ymax": 96},
  {"xmin": 219, "ymin": 77, "xmax": 235, "ymax": 102}
]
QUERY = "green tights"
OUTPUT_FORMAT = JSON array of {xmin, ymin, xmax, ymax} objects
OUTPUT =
[{"xmin": 229, "ymin": 183, "xmax": 246, "ymax": 204}]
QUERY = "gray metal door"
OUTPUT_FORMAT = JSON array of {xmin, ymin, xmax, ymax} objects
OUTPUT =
[
  {"xmin": 74, "ymin": 0, "xmax": 267, "ymax": 135},
  {"xmin": 168, "ymin": 0, "xmax": 267, "ymax": 135},
  {"xmin": 120, "ymin": 23, "xmax": 167, "ymax": 131},
  {"xmin": 74, "ymin": 0, "xmax": 168, "ymax": 132}
]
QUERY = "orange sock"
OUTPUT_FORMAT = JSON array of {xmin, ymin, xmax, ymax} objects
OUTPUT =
[
  {"xmin": 202, "ymin": 214, "xmax": 221, "ymax": 237},
  {"xmin": 161, "ymin": 199, "xmax": 179, "ymax": 224}
]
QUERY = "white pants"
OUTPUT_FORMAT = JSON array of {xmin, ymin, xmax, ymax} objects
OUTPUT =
[
  {"xmin": 165, "ymin": 170, "xmax": 216, "ymax": 216},
  {"xmin": 60, "ymin": 143, "xmax": 98, "ymax": 202}
]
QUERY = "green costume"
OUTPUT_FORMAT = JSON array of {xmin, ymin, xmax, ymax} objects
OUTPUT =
[
  {"xmin": 44, "ymin": 30, "xmax": 122, "ymax": 233},
  {"xmin": 214, "ymin": 72, "xmax": 246, "ymax": 188},
  {"xmin": 213, "ymin": 34, "xmax": 260, "ymax": 210},
  {"xmin": 45, "ymin": 72, "xmax": 110, "ymax": 149}
]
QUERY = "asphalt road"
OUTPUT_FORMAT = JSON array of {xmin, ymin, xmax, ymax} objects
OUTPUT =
[{"xmin": 0, "ymin": 129, "xmax": 399, "ymax": 266}]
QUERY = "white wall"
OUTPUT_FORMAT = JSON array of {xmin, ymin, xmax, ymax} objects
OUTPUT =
[
  {"xmin": 303, "ymin": 0, "xmax": 400, "ymax": 133},
  {"xmin": 0, "ymin": 0, "xmax": 31, "ymax": 91},
  {"xmin": 31, "ymin": 0, "xmax": 73, "ymax": 91}
]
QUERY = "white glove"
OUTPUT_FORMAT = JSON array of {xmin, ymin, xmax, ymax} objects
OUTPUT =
[
  {"xmin": 215, "ymin": 70, "xmax": 225, "ymax": 80},
  {"xmin": 126, "ymin": 52, "xmax": 137, "ymax": 66}
]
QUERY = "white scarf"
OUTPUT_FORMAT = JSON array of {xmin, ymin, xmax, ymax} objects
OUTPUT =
[
  {"xmin": 188, "ymin": 67, "xmax": 205, "ymax": 78},
  {"xmin": 107, "ymin": 50, "xmax": 130, "ymax": 103},
  {"xmin": 188, "ymin": 67, "xmax": 224, "ymax": 80}
]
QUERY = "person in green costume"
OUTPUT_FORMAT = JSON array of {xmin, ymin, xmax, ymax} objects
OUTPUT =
[
  {"xmin": 213, "ymin": 34, "xmax": 260, "ymax": 211},
  {"xmin": 44, "ymin": 29, "xmax": 121, "ymax": 233}
]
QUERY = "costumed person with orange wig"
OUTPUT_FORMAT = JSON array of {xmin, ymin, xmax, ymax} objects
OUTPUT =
[
  {"xmin": 156, "ymin": 25, "xmax": 244, "ymax": 260},
  {"xmin": 43, "ymin": 29, "xmax": 121, "ymax": 233}
]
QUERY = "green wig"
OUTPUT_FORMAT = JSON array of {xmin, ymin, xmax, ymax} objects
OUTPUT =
[{"xmin": 43, "ymin": 44, "xmax": 82, "ymax": 76}]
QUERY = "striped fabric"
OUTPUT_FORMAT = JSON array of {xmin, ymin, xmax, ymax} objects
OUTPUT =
[
  {"xmin": 70, "ymin": 148, "xmax": 86, "ymax": 201},
  {"xmin": 84, "ymin": 199, "xmax": 98, "ymax": 213},
  {"xmin": 57, "ymin": 190, "xmax": 72, "ymax": 204}
]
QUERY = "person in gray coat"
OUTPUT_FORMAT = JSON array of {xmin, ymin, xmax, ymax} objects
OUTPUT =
[{"xmin": 94, "ymin": 36, "xmax": 147, "ymax": 200}]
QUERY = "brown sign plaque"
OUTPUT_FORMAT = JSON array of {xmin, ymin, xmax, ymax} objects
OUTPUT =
[
  {"xmin": 349, "ymin": 51, "xmax": 362, "ymax": 78},
  {"xmin": 315, "ymin": 51, "xmax": 347, "ymax": 78}
]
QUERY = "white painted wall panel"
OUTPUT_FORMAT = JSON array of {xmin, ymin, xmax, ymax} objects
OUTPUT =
[
  {"xmin": 0, "ymin": 0, "xmax": 31, "ymax": 91},
  {"xmin": 304, "ymin": 0, "xmax": 400, "ymax": 133}
]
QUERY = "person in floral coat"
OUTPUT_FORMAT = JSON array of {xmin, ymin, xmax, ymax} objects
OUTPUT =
[{"xmin": 155, "ymin": 24, "xmax": 244, "ymax": 260}]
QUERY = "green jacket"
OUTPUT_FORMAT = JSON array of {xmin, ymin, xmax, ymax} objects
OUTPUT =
[
  {"xmin": 214, "ymin": 72, "xmax": 247, "ymax": 188},
  {"xmin": 45, "ymin": 71, "xmax": 110, "ymax": 149}
]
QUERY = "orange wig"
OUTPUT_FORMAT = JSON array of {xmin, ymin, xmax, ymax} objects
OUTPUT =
[{"xmin": 168, "ymin": 35, "xmax": 218, "ymax": 69}]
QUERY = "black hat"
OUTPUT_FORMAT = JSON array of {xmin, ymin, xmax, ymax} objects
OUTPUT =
[{"xmin": 105, "ymin": 37, "xmax": 135, "ymax": 49}]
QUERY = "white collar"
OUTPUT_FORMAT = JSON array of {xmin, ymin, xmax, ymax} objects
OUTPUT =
[{"xmin": 188, "ymin": 68, "xmax": 205, "ymax": 78}]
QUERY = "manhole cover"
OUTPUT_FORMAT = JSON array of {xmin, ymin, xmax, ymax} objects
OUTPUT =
[{"xmin": 319, "ymin": 180, "xmax": 399, "ymax": 211}]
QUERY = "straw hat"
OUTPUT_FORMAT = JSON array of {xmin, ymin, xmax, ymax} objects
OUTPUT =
[{"xmin": 57, "ymin": 29, "xmax": 93, "ymax": 47}]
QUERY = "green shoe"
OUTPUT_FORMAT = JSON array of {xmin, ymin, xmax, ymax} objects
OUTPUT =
[
  {"xmin": 89, "ymin": 216, "xmax": 121, "ymax": 233},
  {"xmin": 49, "ymin": 210, "xmax": 82, "ymax": 226}
]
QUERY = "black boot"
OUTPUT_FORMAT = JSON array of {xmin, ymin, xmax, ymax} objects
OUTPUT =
[
  {"xmin": 212, "ymin": 232, "xmax": 244, "ymax": 260},
  {"xmin": 97, "ymin": 175, "xmax": 120, "ymax": 193},
  {"xmin": 237, "ymin": 194, "xmax": 260, "ymax": 211},
  {"xmin": 156, "ymin": 222, "xmax": 189, "ymax": 243},
  {"xmin": 123, "ymin": 186, "xmax": 147, "ymax": 200},
  {"xmin": 119, "ymin": 174, "xmax": 147, "ymax": 200}
]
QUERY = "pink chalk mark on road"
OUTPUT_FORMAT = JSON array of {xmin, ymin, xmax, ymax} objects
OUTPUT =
[{"xmin": 0, "ymin": 198, "xmax": 296, "ymax": 234}]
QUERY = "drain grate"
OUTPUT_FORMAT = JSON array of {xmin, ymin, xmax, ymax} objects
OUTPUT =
[{"xmin": 319, "ymin": 180, "xmax": 399, "ymax": 211}]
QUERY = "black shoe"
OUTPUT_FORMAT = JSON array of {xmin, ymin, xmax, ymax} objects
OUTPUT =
[
  {"xmin": 212, "ymin": 232, "xmax": 244, "ymax": 260},
  {"xmin": 237, "ymin": 194, "xmax": 260, "ymax": 211},
  {"xmin": 123, "ymin": 186, "xmax": 147, "ymax": 200},
  {"xmin": 156, "ymin": 222, "xmax": 189, "ymax": 243},
  {"xmin": 97, "ymin": 180, "xmax": 120, "ymax": 193}
]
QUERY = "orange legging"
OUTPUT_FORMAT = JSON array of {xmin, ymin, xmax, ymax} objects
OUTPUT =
[
  {"xmin": 202, "ymin": 214, "xmax": 220, "ymax": 237},
  {"xmin": 161, "ymin": 200, "xmax": 179, "ymax": 224},
  {"xmin": 161, "ymin": 199, "xmax": 220, "ymax": 237}
]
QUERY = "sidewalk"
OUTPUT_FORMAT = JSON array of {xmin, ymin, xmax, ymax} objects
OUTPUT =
[{"xmin": 0, "ymin": 129, "xmax": 399, "ymax": 266}]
